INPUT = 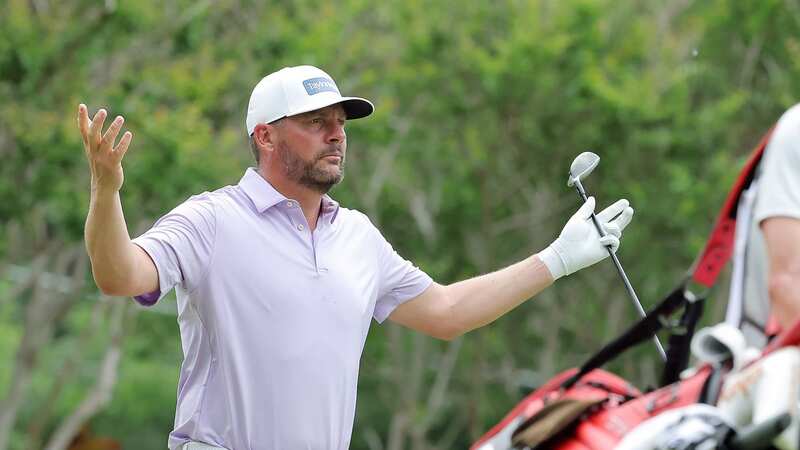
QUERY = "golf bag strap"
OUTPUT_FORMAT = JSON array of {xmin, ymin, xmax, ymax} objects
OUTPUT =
[
  {"xmin": 690, "ymin": 129, "xmax": 774, "ymax": 288},
  {"xmin": 763, "ymin": 316, "xmax": 800, "ymax": 357},
  {"xmin": 660, "ymin": 299, "xmax": 705, "ymax": 386},
  {"xmin": 562, "ymin": 285, "xmax": 689, "ymax": 389},
  {"xmin": 660, "ymin": 128, "xmax": 774, "ymax": 384}
]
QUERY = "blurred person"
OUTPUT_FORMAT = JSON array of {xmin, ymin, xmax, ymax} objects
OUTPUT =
[
  {"xmin": 728, "ymin": 103, "xmax": 800, "ymax": 347},
  {"xmin": 709, "ymin": 104, "xmax": 800, "ymax": 450},
  {"xmin": 78, "ymin": 65, "xmax": 634, "ymax": 450}
]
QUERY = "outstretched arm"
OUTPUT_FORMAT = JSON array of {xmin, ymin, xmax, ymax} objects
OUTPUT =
[
  {"xmin": 79, "ymin": 104, "xmax": 158, "ymax": 296},
  {"xmin": 389, "ymin": 197, "xmax": 633, "ymax": 340},
  {"xmin": 389, "ymin": 255, "xmax": 553, "ymax": 340}
]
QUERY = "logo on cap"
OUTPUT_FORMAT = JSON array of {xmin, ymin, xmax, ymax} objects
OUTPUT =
[{"xmin": 303, "ymin": 77, "xmax": 339, "ymax": 96}]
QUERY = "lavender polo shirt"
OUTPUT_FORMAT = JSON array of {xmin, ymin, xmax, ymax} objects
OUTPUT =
[{"xmin": 132, "ymin": 168, "xmax": 432, "ymax": 450}]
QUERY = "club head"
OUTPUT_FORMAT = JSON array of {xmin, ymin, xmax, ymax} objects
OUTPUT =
[{"xmin": 567, "ymin": 151, "xmax": 600, "ymax": 187}]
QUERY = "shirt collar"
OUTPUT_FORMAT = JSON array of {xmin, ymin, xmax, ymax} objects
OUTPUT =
[
  {"xmin": 321, "ymin": 194, "xmax": 340, "ymax": 223},
  {"xmin": 239, "ymin": 168, "xmax": 287, "ymax": 213},
  {"xmin": 238, "ymin": 168, "xmax": 341, "ymax": 222}
]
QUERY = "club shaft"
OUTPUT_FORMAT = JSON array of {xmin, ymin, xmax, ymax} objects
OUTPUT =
[{"xmin": 573, "ymin": 180, "xmax": 667, "ymax": 361}]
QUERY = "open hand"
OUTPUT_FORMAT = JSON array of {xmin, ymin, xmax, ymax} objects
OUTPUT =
[
  {"xmin": 538, "ymin": 197, "xmax": 634, "ymax": 280},
  {"xmin": 77, "ymin": 104, "xmax": 132, "ymax": 192}
]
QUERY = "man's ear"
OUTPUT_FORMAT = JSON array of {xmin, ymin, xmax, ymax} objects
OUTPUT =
[{"xmin": 253, "ymin": 123, "xmax": 277, "ymax": 156}]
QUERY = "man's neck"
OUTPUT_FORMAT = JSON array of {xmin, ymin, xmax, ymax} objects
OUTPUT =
[{"xmin": 256, "ymin": 167, "xmax": 323, "ymax": 231}]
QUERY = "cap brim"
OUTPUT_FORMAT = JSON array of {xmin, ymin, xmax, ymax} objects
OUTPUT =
[{"xmin": 340, "ymin": 97, "xmax": 374, "ymax": 120}]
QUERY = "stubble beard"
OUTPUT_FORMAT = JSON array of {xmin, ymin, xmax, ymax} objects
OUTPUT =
[{"xmin": 276, "ymin": 140, "xmax": 345, "ymax": 194}]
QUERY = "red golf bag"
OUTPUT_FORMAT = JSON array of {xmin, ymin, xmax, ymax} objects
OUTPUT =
[{"xmin": 472, "ymin": 130, "xmax": 785, "ymax": 450}]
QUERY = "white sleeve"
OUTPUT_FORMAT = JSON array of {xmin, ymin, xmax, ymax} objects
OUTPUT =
[
  {"xmin": 372, "ymin": 229, "xmax": 433, "ymax": 323},
  {"xmin": 754, "ymin": 104, "xmax": 800, "ymax": 223}
]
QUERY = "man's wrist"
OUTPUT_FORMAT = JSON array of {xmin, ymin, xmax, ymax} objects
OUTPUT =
[
  {"xmin": 537, "ymin": 245, "xmax": 566, "ymax": 281},
  {"xmin": 90, "ymin": 181, "xmax": 120, "ymax": 203}
]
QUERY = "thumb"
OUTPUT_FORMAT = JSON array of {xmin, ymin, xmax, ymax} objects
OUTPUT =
[{"xmin": 576, "ymin": 196, "xmax": 595, "ymax": 220}]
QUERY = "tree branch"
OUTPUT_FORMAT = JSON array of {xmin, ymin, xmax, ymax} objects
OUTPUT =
[{"xmin": 43, "ymin": 301, "xmax": 128, "ymax": 450}]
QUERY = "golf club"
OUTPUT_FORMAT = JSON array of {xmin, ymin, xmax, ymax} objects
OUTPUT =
[{"xmin": 568, "ymin": 151, "xmax": 667, "ymax": 361}]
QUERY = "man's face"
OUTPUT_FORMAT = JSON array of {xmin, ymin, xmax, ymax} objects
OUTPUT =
[{"xmin": 272, "ymin": 104, "xmax": 347, "ymax": 194}]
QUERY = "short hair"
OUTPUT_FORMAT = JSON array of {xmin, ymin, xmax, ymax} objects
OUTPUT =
[{"xmin": 249, "ymin": 135, "xmax": 259, "ymax": 165}]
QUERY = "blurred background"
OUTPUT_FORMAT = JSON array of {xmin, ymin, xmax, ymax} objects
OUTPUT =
[{"xmin": 1, "ymin": 0, "xmax": 799, "ymax": 448}]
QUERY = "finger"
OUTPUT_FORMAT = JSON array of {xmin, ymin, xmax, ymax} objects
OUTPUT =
[
  {"xmin": 599, "ymin": 235, "xmax": 619, "ymax": 252},
  {"xmin": 77, "ymin": 104, "xmax": 90, "ymax": 146},
  {"xmin": 575, "ymin": 196, "xmax": 595, "ymax": 221},
  {"xmin": 610, "ymin": 206, "xmax": 634, "ymax": 232},
  {"xmin": 603, "ymin": 222, "xmax": 621, "ymax": 238},
  {"xmin": 101, "ymin": 116, "xmax": 124, "ymax": 149},
  {"xmin": 90, "ymin": 108, "xmax": 107, "ymax": 147},
  {"xmin": 113, "ymin": 131, "xmax": 133, "ymax": 161},
  {"xmin": 596, "ymin": 198, "xmax": 630, "ymax": 223}
]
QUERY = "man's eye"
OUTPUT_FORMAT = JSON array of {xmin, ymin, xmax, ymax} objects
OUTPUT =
[{"xmin": 311, "ymin": 118, "xmax": 323, "ymax": 124}]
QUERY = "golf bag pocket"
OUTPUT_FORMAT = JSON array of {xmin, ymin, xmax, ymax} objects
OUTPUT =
[
  {"xmin": 472, "ymin": 369, "xmax": 637, "ymax": 450},
  {"xmin": 472, "ymin": 367, "xmax": 712, "ymax": 450}
]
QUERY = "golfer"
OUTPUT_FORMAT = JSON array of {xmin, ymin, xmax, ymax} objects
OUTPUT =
[
  {"xmin": 79, "ymin": 65, "xmax": 634, "ymax": 450},
  {"xmin": 732, "ymin": 103, "xmax": 800, "ymax": 345}
]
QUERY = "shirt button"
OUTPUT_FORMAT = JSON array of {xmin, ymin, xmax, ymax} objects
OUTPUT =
[
  {"xmin": 286, "ymin": 201, "xmax": 294, "ymax": 208},
  {"xmin": 297, "ymin": 224, "xmax": 305, "ymax": 231}
]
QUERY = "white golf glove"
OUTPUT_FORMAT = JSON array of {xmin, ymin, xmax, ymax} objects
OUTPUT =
[{"xmin": 538, "ymin": 197, "xmax": 634, "ymax": 280}]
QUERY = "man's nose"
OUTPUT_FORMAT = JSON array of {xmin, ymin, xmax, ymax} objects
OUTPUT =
[{"xmin": 326, "ymin": 123, "xmax": 345, "ymax": 143}]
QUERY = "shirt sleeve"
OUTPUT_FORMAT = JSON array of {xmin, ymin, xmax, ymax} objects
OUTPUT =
[
  {"xmin": 131, "ymin": 193, "xmax": 217, "ymax": 306},
  {"xmin": 754, "ymin": 105, "xmax": 800, "ymax": 224},
  {"xmin": 372, "ymin": 229, "xmax": 433, "ymax": 323}
]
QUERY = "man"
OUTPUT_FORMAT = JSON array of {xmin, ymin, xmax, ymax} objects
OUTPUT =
[
  {"xmin": 754, "ymin": 104, "xmax": 800, "ymax": 332},
  {"xmin": 705, "ymin": 104, "xmax": 800, "ymax": 450},
  {"xmin": 79, "ymin": 65, "xmax": 634, "ymax": 450},
  {"xmin": 727, "ymin": 103, "xmax": 800, "ymax": 346}
]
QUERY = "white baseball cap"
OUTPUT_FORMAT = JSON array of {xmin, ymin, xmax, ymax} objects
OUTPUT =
[{"xmin": 245, "ymin": 65, "xmax": 374, "ymax": 135}]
